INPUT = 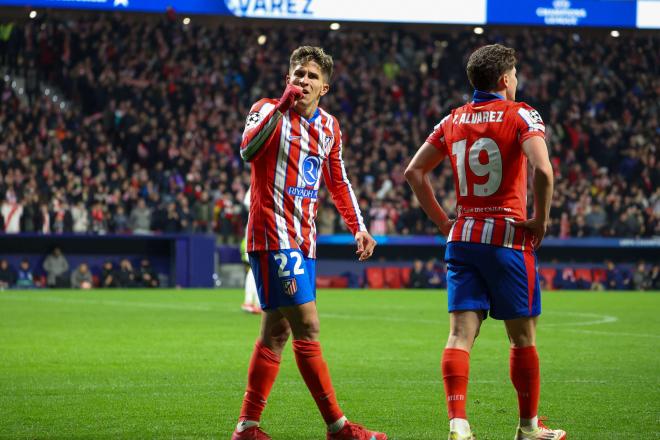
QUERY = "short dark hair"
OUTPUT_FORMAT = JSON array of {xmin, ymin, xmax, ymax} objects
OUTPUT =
[
  {"xmin": 466, "ymin": 44, "xmax": 517, "ymax": 91},
  {"xmin": 290, "ymin": 46, "xmax": 333, "ymax": 82}
]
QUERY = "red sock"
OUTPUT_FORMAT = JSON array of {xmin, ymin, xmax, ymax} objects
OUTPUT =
[
  {"xmin": 239, "ymin": 340, "xmax": 281, "ymax": 422},
  {"xmin": 292, "ymin": 340, "xmax": 344, "ymax": 424},
  {"xmin": 442, "ymin": 348, "xmax": 470, "ymax": 419},
  {"xmin": 510, "ymin": 346, "xmax": 540, "ymax": 419}
]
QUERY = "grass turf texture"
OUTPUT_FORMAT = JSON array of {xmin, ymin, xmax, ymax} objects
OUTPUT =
[{"xmin": 0, "ymin": 289, "xmax": 658, "ymax": 440}]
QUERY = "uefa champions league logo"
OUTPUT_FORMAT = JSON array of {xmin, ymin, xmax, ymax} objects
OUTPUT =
[{"xmin": 302, "ymin": 156, "xmax": 321, "ymax": 187}]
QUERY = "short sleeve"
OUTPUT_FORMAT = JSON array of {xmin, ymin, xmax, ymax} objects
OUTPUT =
[
  {"xmin": 516, "ymin": 103, "xmax": 546, "ymax": 143},
  {"xmin": 425, "ymin": 115, "xmax": 450, "ymax": 152}
]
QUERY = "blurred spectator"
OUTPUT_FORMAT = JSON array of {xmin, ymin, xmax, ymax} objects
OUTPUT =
[
  {"xmin": 425, "ymin": 259, "xmax": 446, "ymax": 289},
  {"xmin": 193, "ymin": 191, "xmax": 214, "ymax": 233},
  {"xmin": 130, "ymin": 199, "xmax": 152, "ymax": 234},
  {"xmin": 43, "ymin": 247, "xmax": 70, "ymax": 287},
  {"xmin": 101, "ymin": 261, "xmax": 118, "ymax": 288},
  {"xmin": 604, "ymin": 260, "xmax": 631, "ymax": 290},
  {"xmin": 138, "ymin": 258, "xmax": 159, "ymax": 288},
  {"xmin": 117, "ymin": 259, "xmax": 137, "ymax": 287},
  {"xmin": 90, "ymin": 202, "xmax": 107, "ymax": 234},
  {"xmin": 408, "ymin": 259, "xmax": 428, "ymax": 288},
  {"xmin": 110, "ymin": 206, "xmax": 130, "ymax": 234},
  {"xmin": 554, "ymin": 268, "xmax": 577, "ymax": 290},
  {"xmin": 0, "ymin": 259, "xmax": 16, "ymax": 288},
  {"xmin": 15, "ymin": 259, "xmax": 34, "ymax": 289},
  {"xmin": 163, "ymin": 202, "xmax": 181, "ymax": 233},
  {"xmin": 651, "ymin": 264, "xmax": 660, "ymax": 290},
  {"xmin": 632, "ymin": 261, "xmax": 652, "ymax": 291},
  {"xmin": 1, "ymin": 197, "xmax": 23, "ymax": 233},
  {"xmin": 70, "ymin": 263, "xmax": 93, "ymax": 289},
  {"xmin": 71, "ymin": 201, "xmax": 89, "ymax": 233}
]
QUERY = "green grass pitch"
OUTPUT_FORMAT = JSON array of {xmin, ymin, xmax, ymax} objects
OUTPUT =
[{"xmin": 1, "ymin": 289, "xmax": 658, "ymax": 439}]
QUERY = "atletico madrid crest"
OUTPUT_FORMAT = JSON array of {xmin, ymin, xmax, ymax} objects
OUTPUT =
[
  {"xmin": 321, "ymin": 134, "xmax": 334, "ymax": 155},
  {"xmin": 281, "ymin": 278, "xmax": 298, "ymax": 297}
]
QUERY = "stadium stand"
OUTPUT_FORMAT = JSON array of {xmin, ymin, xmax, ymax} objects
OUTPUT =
[
  {"xmin": 0, "ymin": 15, "xmax": 657, "ymax": 290},
  {"xmin": 0, "ymin": 16, "xmax": 656, "ymax": 240}
]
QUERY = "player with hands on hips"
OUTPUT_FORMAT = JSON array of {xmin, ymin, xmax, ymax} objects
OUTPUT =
[
  {"xmin": 233, "ymin": 46, "xmax": 383, "ymax": 440},
  {"xmin": 406, "ymin": 44, "xmax": 565, "ymax": 440}
]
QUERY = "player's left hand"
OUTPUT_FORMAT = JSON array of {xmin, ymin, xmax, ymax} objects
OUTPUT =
[
  {"xmin": 512, "ymin": 217, "xmax": 548, "ymax": 249},
  {"xmin": 355, "ymin": 231, "xmax": 377, "ymax": 261}
]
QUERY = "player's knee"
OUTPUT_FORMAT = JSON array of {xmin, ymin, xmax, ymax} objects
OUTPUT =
[
  {"xmin": 265, "ymin": 327, "xmax": 291, "ymax": 351},
  {"xmin": 446, "ymin": 332, "xmax": 476, "ymax": 350},
  {"xmin": 509, "ymin": 336, "xmax": 535, "ymax": 348},
  {"xmin": 293, "ymin": 317, "xmax": 320, "ymax": 341},
  {"xmin": 273, "ymin": 331, "xmax": 291, "ymax": 349}
]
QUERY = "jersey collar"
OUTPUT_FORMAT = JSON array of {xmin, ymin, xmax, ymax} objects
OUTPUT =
[
  {"xmin": 298, "ymin": 108, "xmax": 320, "ymax": 124},
  {"xmin": 472, "ymin": 90, "xmax": 505, "ymax": 103}
]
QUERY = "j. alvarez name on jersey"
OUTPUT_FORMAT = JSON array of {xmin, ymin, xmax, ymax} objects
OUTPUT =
[{"xmin": 453, "ymin": 110, "xmax": 505, "ymax": 125}]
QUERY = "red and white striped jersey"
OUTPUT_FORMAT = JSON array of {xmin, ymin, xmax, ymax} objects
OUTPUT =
[
  {"xmin": 241, "ymin": 98, "xmax": 366, "ymax": 258},
  {"xmin": 426, "ymin": 91, "xmax": 546, "ymax": 251}
]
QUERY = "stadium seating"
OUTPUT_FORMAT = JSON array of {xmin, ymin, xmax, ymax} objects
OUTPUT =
[
  {"xmin": 0, "ymin": 17, "xmax": 655, "ymax": 243},
  {"xmin": 366, "ymin": 267, "xmax": 385, "ymax": 289}
]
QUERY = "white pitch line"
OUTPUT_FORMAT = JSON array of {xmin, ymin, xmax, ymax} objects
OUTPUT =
[
  {"xmin": 320, "ymin": 312, "xmax": 441, "ymax": 325},
  {"xmin": 542, "ymin": 311, "xmax": 619, "ymax": 327},
  {"xmin": 321, "ymin": 311, "xmax": 620, "ymax": 328},
  {"xmin": 0, "ymin": 294, "xmax": 213, "ymax": 312},
  {"xmin": 557, "ymin": 329, "xmax": 660, "ymax": 339}
]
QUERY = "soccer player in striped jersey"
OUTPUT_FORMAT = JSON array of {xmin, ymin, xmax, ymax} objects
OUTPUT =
[
  {"xmin": 405, "ymin": 44, "xmax": 566, "ymax": 440},
  {"xmin": 232, "ymin": 46, "xmax": 384, "ymax": 440}
]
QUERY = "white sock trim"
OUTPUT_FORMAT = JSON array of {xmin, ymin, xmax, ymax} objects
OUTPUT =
[
  {"xmin": 449, "ymin": 418, "xmax": 471, "ymax": 436},
  {"xmin": 328, "ymin": 416, "xmax": 347, "ymax": 433},
  {"xmin": 236, "ymin": 420, "xmax": 259, "ymax": 432},
  {"xmin": 520, "ymin": 416, "xmax": 538, "ymax": 430}
]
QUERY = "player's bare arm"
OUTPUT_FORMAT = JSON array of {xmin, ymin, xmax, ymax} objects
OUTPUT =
[
  {"xmin": 513, "ymin": 136, "xmax": 554, "ymax": 249},
  {"xmin": 405, "ymin": 142, "xmax": 454, "ymax": 236}
]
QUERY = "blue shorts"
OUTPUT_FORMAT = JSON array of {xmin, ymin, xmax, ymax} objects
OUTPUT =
[
  {"xmin": 248, "ymin": 249, "xmax": 316, "ymax": 310},
  {"xmin": 444, "ymin": 242, "xmax": 541, "ymax": 320}
]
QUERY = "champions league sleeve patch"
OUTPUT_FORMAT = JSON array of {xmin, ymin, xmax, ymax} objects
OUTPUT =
[
  {"xmin": 245, "ymin": 111, "xmax": 263, "ymax": 129},
  {"xmin": 528, "ymin": 109, "xmax": 544, "ymax": 124}
]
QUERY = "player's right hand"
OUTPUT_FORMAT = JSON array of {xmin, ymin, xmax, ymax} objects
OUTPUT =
[
  {"xmin": 277, "ymin": 84, "xmax": 304, "ymax": 113},
  {"xmin": 438, "ymin": 219, "xmax": 455, "ymax": 237},
  {"xmin": 512, "ymin": 217, "xmax": 548, "ymax": 249}
]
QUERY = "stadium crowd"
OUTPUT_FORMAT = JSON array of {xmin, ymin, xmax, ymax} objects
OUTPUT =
[{"xmin": 0, "ymin": 15, "xmax": 657, "ymax": 242}]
